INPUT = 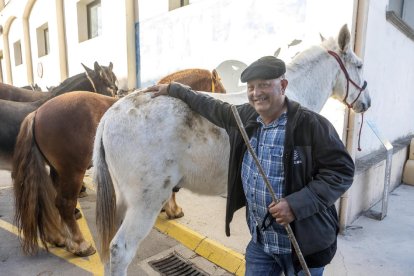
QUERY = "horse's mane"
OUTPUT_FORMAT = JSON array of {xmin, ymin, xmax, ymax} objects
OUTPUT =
[
  {"xmin": 50, "ymin": 72, "xmax": 89, "ymax": 95},
  {"xmin": 287, "ymin": 37, "xmax": 337, "ymax": 74},
  {"xmin": 158, "ymin": 68, "xmax": 211, "ymax": 84}
]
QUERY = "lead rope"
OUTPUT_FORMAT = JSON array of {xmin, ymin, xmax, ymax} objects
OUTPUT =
[
  {"xmin": 357, "ymin": 112, "xmax": 364, "ymax": 151},
  {"xmin": 211, "ymin": 77, "xmax": 215, "ymax": 93},
  {"xmin": 231, "ymin": 105, "xmax": 311, "ymax": 276}
]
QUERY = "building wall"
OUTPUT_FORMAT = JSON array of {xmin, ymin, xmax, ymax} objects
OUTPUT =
[
  {"xmin": 346, "ymin": 0, "xmax": 414, "ymax": 223},
  {"xmin": 0, "ymin": 0, "xmax": 131, "ymax": 89},
  {"xmin": 356, "ymin": 0, "xmax": 414, "ymax": 158}
]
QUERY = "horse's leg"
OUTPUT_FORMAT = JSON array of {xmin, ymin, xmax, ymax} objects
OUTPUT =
[
  {"xmin": 52, "ymin": 167, "xmax": 82, "ymax": 219},
  {"xmin": 43, "ymin": 167, "xmax": 67, "ymax": 248},
  {"xmin": 110, "ymin": 206, "xmax": 162, "ymax": 276},
  {"xmin": 54, "ymin": 170, "xmax": 95, "ymax": 256},
  {"xmin": 162, "ymin": 191, "xmax": 184, "ymax": 219}
]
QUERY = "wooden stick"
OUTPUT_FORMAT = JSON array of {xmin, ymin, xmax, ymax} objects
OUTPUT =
[{"xmin": 231, "ymin": 105, "xmax": 311, "ymax": 276}]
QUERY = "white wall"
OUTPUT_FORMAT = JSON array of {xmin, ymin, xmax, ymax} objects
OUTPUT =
[
  {"xmin": 64, "ymin": 0, "xmax": 129, "ymax": 89},
  {"xmin": 30, "ymin": 0, "xmax": 61, "ymax": 89},
  {"xmin": 138, "ymin": 0, "xmax": 355, "ymax": 87},
  {"xmin": 356, "ymin": 0, "xmax": 414, "ymax": 158},
  {"xmin": 0, "ymin": 0, "xmax": 131, "ymax": 89}
]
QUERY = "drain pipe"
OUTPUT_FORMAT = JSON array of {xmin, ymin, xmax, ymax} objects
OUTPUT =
[
  {"xmin": 339, "ymin": 0, "xmax": 370, "ymax": 234},
  {"xmin": 125, "ymin": 0, "xmax": 137, "ymax": 89}
]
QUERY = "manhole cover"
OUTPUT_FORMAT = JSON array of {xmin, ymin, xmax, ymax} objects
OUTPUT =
[{"xmin": 148, "ymin": 252, "xmax": 209, "ymax": 276}]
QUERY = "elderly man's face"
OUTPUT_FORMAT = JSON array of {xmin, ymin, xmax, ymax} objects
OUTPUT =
[{"xmin": 247, "ymin": 77, "xmax": 288, "ymax": 124}]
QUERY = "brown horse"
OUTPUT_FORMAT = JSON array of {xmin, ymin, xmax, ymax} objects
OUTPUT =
[{"xmin": 11, "ymin": 68, "xmax": 225, "ymax": 257}]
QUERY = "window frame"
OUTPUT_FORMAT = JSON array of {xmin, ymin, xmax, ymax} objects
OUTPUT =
[{"xmin": 387, "ymin": 0, "xmax": 414, "ymax": 41}]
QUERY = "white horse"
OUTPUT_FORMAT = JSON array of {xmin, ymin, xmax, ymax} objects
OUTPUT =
[{"xmin": 92, "ymin": 24, "xmax": 370, "ymax": 275}]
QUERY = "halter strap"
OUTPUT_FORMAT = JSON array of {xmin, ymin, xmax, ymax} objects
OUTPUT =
[
  {"xmin": 327, "ymin": 50, "xmax": 367, "ymax": 109},
  {"xmin": 84, "ymin": 71, "xmax": 97, "ymax": 93}
]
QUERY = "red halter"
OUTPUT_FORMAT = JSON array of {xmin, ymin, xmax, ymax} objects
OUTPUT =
[
  {"xmin": 327, "ymin": 50, "xmax": 367, "ymax": 109},
  {"xmin": 328, "ymin": 50, "xmax": 367, "ymax": 151}
]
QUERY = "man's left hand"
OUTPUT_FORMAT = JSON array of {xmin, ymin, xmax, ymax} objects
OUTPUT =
[{"xmin": 268, "ymin": 198, "xmax": 295, "ymax": 226}]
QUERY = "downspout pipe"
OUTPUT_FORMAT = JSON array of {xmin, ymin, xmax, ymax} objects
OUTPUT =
[
  {"xmin": 339, "ymin": 0, "xmax": 370, "ymax": 234},
  {"xmin": 2, "ymin": 16, "xmax": 16, "ymax": 84},
  {"xmin": 125, "ymin": 0, "xmax": 137, "ymax": 89},
  {"xmin": 56, "ymin": 0, "xmax": 68, "ymax": 81},
  {"xmin": 23, "ymin": 0, "xmax": 36, "ymax": 85}
]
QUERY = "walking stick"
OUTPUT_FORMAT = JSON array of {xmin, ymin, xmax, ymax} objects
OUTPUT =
[{"xmin": 231, "ymin": 105, "xmax": 311, "ymax": 276}]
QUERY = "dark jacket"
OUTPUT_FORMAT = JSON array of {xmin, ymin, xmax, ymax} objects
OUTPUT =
[{"xmin": 168, "ymin": 82, "xmax": 355, "ymax": 269}]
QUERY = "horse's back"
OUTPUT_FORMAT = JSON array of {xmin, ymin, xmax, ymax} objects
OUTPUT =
[
  {"xmin": 35, "ymin": 92, "xmax": 117, "ymax": 169},
  {"xmin": 0, "ymin": 83, "xmax": 47, "ymax": 102},
  {"xmin": 98, "ymin": 91, "xmax": 229, "ymax": 196}
]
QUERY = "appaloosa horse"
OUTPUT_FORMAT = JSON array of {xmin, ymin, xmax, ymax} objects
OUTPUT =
[
  {"xmin": 0, "ymin": 62, "xmax": 117, "ymax": 171},
  {"xmin": 11, "ymin": 68, "xmax": 225, "ymax": 257},
  {"xmin": 92, "ymin": 24, "xmax": 370, "ymax": 275}
]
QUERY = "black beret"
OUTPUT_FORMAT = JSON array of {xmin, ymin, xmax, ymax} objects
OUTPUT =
[{"xmin": 240, "ymin": 56, "xmax": 286, "ymax": 83}]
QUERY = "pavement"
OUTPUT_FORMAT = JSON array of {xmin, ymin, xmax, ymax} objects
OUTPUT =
[{"xmin": 1, "ymin": 167, "xmax": 414, "ymax": 275}]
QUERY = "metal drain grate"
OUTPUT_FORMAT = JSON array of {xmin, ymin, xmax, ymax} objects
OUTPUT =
[{"xmin": 148, "ymin": 252, "xmax": 209, "ymax": 276}]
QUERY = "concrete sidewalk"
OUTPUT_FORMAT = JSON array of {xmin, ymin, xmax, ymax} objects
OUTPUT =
[{"xmin": 169, "ymin": 183, "xmax": 414, "ymax": 276}]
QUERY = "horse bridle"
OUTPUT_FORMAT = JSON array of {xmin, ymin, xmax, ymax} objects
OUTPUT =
[
  {"xmin": 328, "ymin": 50, "xmax": 368, "ymax": 151},
  {"xmin": 327, "ymin": 50, "xmax": 367, "ymax": 109}
]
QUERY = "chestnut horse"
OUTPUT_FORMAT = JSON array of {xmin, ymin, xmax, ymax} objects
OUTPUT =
[{"xmin": 11, "ymin": 68, "xmax": 225, "ymax": 257}]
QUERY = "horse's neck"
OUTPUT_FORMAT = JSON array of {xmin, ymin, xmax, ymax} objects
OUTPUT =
[
  {"xmin": 52, "ymin": 73, "xmax": 92, "ymax": 96},
  {"xmin": 285, "ymin": 47, "xmax": 339, "ymax": 113}
]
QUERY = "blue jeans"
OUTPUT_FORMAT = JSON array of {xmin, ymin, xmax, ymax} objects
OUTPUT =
[{"xmin": 245, "ymin": 240, "xmax": 324, "ymax": 276}]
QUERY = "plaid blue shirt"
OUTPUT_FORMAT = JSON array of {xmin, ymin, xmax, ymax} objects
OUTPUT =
[{"xmin": 241, "ymin": 112, "xmax": 291, "ymax": 254}]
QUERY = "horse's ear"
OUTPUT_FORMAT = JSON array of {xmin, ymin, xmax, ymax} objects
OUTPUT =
[
  {"xmin": 319, "ymin": 33, "xmax": 326, "ymax": 42},
  {"xmin": 212, "ymin": 69, "xmax": 219, "ymax": 79},
  {"xmin": 274, "ymin": 48, "xmax": 281, "ymax": 58},
  {"xmin": 94, "ymin": 61, "xmax": 103, "ymax": 73},
  {"xmin": 81, "ymin": 63, "xmax": 93, "ymax": 73},
  {"xmin": 338, "ymin": 24, "xmax": 351, "ymax": 53},
  {"xmin": 108, "ymin": 62, "xmax": 113, "ymax": 72}
]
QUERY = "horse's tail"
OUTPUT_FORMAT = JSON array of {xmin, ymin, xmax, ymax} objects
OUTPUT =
[
  {"xmin": 11, "ymin": 111, "xmax": 61, "ymax": 255},
  {"xmin": 93, "ymin": 118, "xmax": 116, "ymax": 261}
]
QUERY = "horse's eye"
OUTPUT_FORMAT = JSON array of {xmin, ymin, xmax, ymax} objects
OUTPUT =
[{"xmin": 357, "ymin": 64, "xmax": 363, "ymax": 69}]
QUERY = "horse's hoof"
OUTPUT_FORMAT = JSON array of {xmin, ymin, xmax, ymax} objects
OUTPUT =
[
  {"xmin": 78, "ymin": 191, "xmax": 88, "ymax": 198},
  {"xmin": 74, "ymin": 245, "xmax": 96, "ymax": 257},
  {"xmin": 75, "ymin": 208, "xmax": 82, "ymax": 220},
  {"xmin": 53, "ymin": 241, "xmax": 66, "ymax": 248},
  {"xmin": 167, "ymin": 211, "xmax": 184, "ymax": 219}
]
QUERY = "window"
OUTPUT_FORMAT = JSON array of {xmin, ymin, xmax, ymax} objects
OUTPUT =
[
  {"xmin": 77, "ymin": 0, "xmax": 101, "ymax": 42},
  {"xmin": 87, "ymin": 0, "xmax": 101, "ymax": 39},
  {"xmin": 387, "ymin": 0, "xmax": 414, "ymax": 40},
  {"xmin": 13, "ymin": 40, "xmax": 22, "ymax": 66},
  {"xmin": 36, "ymin": 23, "xmax": 50, "ymax": 57},
  {"xmin": 169, "ymin": 0, "xmax": 189, "ymax": 11}
]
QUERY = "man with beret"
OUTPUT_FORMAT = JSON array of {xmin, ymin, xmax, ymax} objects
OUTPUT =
[{"xmin": 145, "ymin": 56, "xmax": 354, "ymax": 276}]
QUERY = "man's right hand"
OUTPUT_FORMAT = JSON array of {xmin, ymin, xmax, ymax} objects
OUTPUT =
[{"xmin": 143, "ymin": 83, "xmax": 169, "ymax": 98}]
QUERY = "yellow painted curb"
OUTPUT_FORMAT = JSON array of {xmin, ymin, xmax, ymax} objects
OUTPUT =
[{"xmin": 155, "ymin": 215, "xmax": 246, "ymax": 275}]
